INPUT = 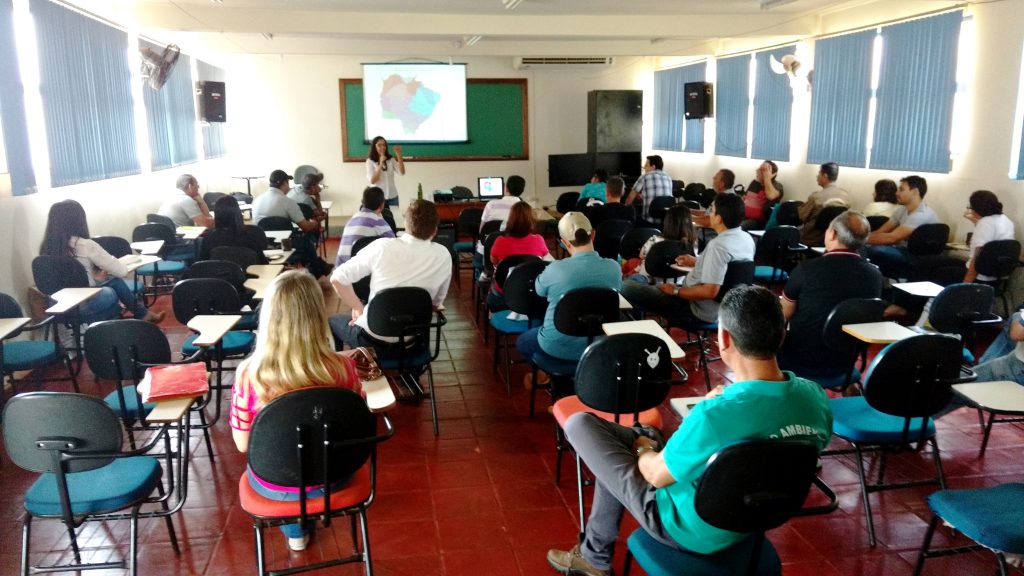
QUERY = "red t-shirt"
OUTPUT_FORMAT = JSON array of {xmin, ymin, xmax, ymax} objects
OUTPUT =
[{"xmin": 490, "ymin": 234, "xmax": 549, "ymax": 294}]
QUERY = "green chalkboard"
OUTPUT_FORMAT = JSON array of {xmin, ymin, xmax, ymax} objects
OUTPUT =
[{"xmin": 339, "ymin": 78, "xmax": 528, "ymax": 162}]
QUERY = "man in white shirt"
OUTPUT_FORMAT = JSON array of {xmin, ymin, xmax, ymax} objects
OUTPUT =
[
  {"xmin": 329, "ymin": 199, "xmax": 452, "ymax": 347},
  {"xmin": 480, "ymin": 175, "xmax": 526, "ymax": 229},
  {"xmin": 158, "ymin": 174, "xmax": 214, "ymax": 228}
]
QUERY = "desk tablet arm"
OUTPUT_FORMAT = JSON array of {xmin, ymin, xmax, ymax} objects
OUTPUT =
[
  {"xmin": 952, "ymin": 366, "xmax": 978, "ymax": 384},
  {"xmin": 429, "ymin": 311, "xmax": 448, "ymax": 362}
]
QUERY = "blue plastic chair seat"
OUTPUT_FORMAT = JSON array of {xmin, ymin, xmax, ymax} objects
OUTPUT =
[
  {"xmin": 2, "ymin": 341, "xmax": 58, "ymax": 370},
  {"xmin": 490, "ymin": 314, "xmax": 530, "ymax": 335},
  {"xmin": 962, "ymin": 348, "xmax": 975, "ymax": 365},
  {"xmin": 137, "ymin": 261, "xmax": 186, "ymax": 276},
  {"xmin": 102, "ymin": 385, "xmax": 156, "ymax": 419},
  {"xmin": 928, "ymin": 483, "xmax": 1024, "ymax": 554},
  {"xmin": 531, "ymin": 350, "xmax": 578, "ymax": 377},
  {"xmin": 235, "ymin": 311, "xmax": 259, "ymax": 331},
  {"xmin": 453, "ymin": 241, "xmax": 475, "ymax": 252},
  {"xmin": 25, "ymin": 456, "xmax": 163, "ymax": 516},
  {"xmin": 753, "ymin": 265, "xmax": 788, "ymax": 282},
  {"xmin": 831, "ymin": 397, "xmax": 936, "ymax": 443},
  {"xmin": 182, "ymin": 330, "xmax": 255, "ymax": 356},
  {"xmin": 627, "ymin": 528, "xmax": 781, "ymax": 576},
  {"xmin": 787, "ymin": 364, "xmax": 862, "ymax": 390},
  {"xmin": 376, "ymin": 343, "xmax": 431, "ymax": 370}
]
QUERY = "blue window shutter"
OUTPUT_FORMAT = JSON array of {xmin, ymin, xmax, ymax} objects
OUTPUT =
[
  {"xmin": 751, "ymin": 47, "xmax": 795, "ymax": 162},
  {"xmin": 807, "ymin": 30, "xmax": 875, "ymax": 167},
  {"xmin": 715, "ymin": 55, "xmax": 750, "ymax": 158}
]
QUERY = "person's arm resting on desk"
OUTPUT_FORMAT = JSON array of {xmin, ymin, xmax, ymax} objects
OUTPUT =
[{"xmin": 867, "ymin": 220, "xmax": 913, "ymax": 246}]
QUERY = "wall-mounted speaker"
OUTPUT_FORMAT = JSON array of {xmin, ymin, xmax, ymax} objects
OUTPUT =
[
  {"xmin": 684, "ymin": 82, "xmax": 713, "ymax": 119},
  {"xmin": 198, "ymin": 81, "xmax": 226, "ymax": 123}
]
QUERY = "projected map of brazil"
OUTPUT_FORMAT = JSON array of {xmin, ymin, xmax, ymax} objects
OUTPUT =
[{"xmin": 379, "ymin": 74, "xmax": 441, "ymax": 134}]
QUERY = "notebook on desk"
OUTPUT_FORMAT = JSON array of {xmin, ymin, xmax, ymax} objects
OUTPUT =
[{"xmin": 137, "ymin": 363, "xmax": 209, "ymax": 403}]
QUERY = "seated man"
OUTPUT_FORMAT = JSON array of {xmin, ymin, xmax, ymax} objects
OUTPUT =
[
  {"xmin": 515, "ymin": 212, "xmax": 621, "ymax": 363},
  {"xmin": 625, "ymin": 155, "xmax": 673, "ymax": 226},
  {"xmin": 252, "ymin": 169, "xmax": 332, "ymax": 278},
  {"xmin": 585, "ymin": 176, "xmax": 635, "ymax": 230},
  {"xmin": 864, "ymin": 175, "xmax": 939, "ymax": 279},
  {"xmin": 579, "ymin": 169, "xmax": 608, "ymax": 206},
  {"xmin": 158, "ymin": 173, "xmax": 214, "ymax": 228},
  {"xmin": 798, "ymin": 162, "xmax": 849, "ymax": 246},
  {"xmin": 328, "ymin": 199, "xmax": 452, "ymax": 348},
  {"xmin": 778, "ymin": 211, "xmax": 883, "ymax": 374},
  {"xmin": 286, "ymin": 171, "xmax": 325, "ymax": 212},
  {"xmin": 336, "ymin": 186, "xmax": 396, "ymax": 266},
  {"xmin": 547, "ymin": 285, "xmax": 833, "ymax": 575},
  {"xmin": 622, "ymin": 193, "xmax": 754, "ymax": 325}
]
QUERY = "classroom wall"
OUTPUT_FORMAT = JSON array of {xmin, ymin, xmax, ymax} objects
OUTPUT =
[{"xmin": 3, "ymin": 0, "xmax": 1023, "ymax": 308}]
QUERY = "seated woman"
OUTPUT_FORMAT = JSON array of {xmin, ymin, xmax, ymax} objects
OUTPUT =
[
  {"xmin": 200, "ymin": 196, "xmax": 269, "ymax": 264},
  {"xmin": 963, "ymin": 189, "xmax": 1014, "ymax": 283},
  {"xmin": 229, "ymin": 270, "xmax": 362, "ymax": 552},
  {"xmin": 623, "ymin": 204, "xmax": 696, "ymax": 284},
  {"xmin": 487, "ymin": 201, "xmax": 550, "ymax": 311},
  {"xmin": 39, "ymin": 200, "xmax": 163, "ymax": 323},
  {"xmin": 863, "ymin": 179, "xmax": 898, "ymax": 219}
]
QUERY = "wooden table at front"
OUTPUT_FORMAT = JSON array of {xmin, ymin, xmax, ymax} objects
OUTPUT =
[
  {"xmin": 842, "ymin": 321, "xmax": 917, "ymax": 344},
  {"xmin": 436, "ymin": 201, "xmax": 486, "ymax": 222},
  {"xmin": 245, "ymin": 264, "xmax": 285, "ymax": 299}
]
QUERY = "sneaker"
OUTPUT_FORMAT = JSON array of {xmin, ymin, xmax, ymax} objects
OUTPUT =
[
  {"xmin": 288, "ymin": 534, "xmax": 309, "ymax": 551},
  {"xmin": 546, "ymin": 544, "xmax": 610, "ymax": 576},
  {"xmin": 142, "ymin": 310, "xmax": 166, "ymax": 324}
]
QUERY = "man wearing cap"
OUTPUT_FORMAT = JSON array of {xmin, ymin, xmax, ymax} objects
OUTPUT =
[
  {"xmin": 621, "ymin": 193, "xmax": 754, "ymax": 324},
  {"xmin": 287, "ymin": 171, "xmax": 325, "ymax": 212},
  {"xmin": 515, "ymin": 212, "xmax": 621, "ymax": 365},
  {"xmin": 158, "ymin": 174, "xmax": 214, "ymax": 228},
  {"xmin": 252, "ymin": 169, "xmax": 332, "ymax": 277}
]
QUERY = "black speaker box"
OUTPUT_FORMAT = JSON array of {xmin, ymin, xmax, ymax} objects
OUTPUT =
[
  {"xmin": 684, "ymin": 82, "xmax": 712, "ymax": 119},
  {"xmin": 198, "ymin": 81, "xmax": 226, "ymax": 123}
]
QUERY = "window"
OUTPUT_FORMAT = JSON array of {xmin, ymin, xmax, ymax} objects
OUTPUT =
[
  {"xmin": 869, "ymin": 11, "xmax": 962, "ymax": 172},
  {"xmin": 714, "ymin": 55, "xmax": 750, "ymax": 158},
  {"xmin": 0, "ymin": 0, "xmax": 35, "ymax": 193},
  {"xmin": 806, "ymin": 30, "xmax": 875, "ymax": 167},
  {"xmin": 653, "ymin": 67, "xmax": 685, "ymax": 152},
  {"xmin": 141, "ymin": 40, "xmax": 197, "ymax": 171},
  {"xmin": 31, "ymin": 0, "xmax": 139, "ymax": 186},
  {"xmin": 197, "ymin": 60, "xmax": 227, "ymax": 159},
  {"xmin": 751, "ymin": 47, "xmax": 794, "ymax": 161},
  {"xmin": 1012, "ymin": 45, "xmax": 1024, "ymax": 179}
]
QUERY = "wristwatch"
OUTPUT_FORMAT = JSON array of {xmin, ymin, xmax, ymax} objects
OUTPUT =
[
  {"xmin": 671, "ymin": 284, "xmax": 681, "ymax": 297},
  {"xmin": 636, "ymin": 445, "xmax": 655, "ymax": 458}
]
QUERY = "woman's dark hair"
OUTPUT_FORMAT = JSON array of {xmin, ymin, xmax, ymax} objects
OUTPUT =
[
  {"xmin": 504, "ymin": 202, "xmax": 536, "ymax": 238},
  {"xmin": 873, "ymin": 179, "xmax": 897, "ymax": 204},
  {"xmin": 662, "ymin": 205, "xmax": 696, "ymax": 251},
  {"xmin": 214, "ymin": 196, "xmax": 245, "ymax": 232},
  {"xmin": 368, "ymin": 135, "xmax": 391, "ymax": 163},
  {"xmin": 40, "ymin": 200, "xmax": 90, "ymax": 258},
  {"xmin": 969, "ymin": 190, "xmax": 1003, "ymax": 217}
]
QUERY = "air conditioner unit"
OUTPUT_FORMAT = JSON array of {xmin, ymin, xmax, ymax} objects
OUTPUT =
[{"xmin": 512, "ymin": 57, "xmax": 614, "ymax": 70}]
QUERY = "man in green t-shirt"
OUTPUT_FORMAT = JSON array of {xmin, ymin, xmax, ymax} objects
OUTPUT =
[{"xmin": 547, "ymin": 285, "xmax": 833, "ymax": 576}]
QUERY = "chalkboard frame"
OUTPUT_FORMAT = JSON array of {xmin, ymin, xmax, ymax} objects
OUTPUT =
[{"xmin": 339, "ymin": 78, "xmax": 529, "ymax": 162}]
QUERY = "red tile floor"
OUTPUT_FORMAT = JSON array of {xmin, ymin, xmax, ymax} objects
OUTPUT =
[{"xmin": 1, "ymin": 238, "xmax": 1022, "ymax": 575}]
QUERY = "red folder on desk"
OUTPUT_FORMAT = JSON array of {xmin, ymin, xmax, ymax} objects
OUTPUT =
[{"xmin": 137, "ymin": 363, "xmax": 209, "ymax": 403}]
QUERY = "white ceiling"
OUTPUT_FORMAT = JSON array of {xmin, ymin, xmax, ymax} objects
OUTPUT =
[{"xmin": 64, "ymin": 0, "xmax": 961, "ymax": 57}]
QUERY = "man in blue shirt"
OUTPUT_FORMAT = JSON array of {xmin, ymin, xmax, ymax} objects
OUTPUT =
[
  {"xmin": 515, "ymin": 212, "xmax": 621, "ymax": 362},
  {"xmin": 547, "ymin": 286, "xmax": 833, "ymax": 576}
]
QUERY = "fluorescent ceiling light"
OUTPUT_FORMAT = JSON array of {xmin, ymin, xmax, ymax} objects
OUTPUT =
[
  {"xmin": 760, "ymin": 0, "xmax": 797, "ymax": 9},
  {"xmin": 465, "ymin": 35, "xmax": 482, "ymax": 46},
  {"xmin": 503, "ymin": 0, "xmax": 524, "ymax": 11}
]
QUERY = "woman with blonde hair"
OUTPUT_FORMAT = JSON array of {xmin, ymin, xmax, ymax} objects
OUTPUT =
[{"xmin": 229, "ymin": 270, "xmax": 361, "ymax": 552}]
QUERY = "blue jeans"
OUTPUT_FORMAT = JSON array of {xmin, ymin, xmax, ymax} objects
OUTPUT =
[
  {"xmin": 515, "ymin": 326, "xmax": 542, "ymax": 360},
  {"xmin": 328, "ymin": 314, "xmax": 380, "ymax": 350},
  {"xmin": 102, "ymin": 277, "xmax": 148, "ymax": 318},
  {"xmin": 865, "ymin": 245, "xmax": 910, "ymax": 279},
  {"xmin": 247, "ymin": 471, "xmax": 350, "ymax": 537},
  {"xmin": 75, "ymin": 286, "xmax": 121, "ymax": 322}
]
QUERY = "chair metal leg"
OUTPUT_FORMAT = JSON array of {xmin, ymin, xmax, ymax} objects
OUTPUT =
[
  {"xmin": 979, "ymin": 411, "xmax": 996, "ymax": 457},
  {"xmin": 852, "ymin": 443, "xmax": 878, "ymax": 547},
  {"xmin": 913, "ymin": 515, "xmax": 941, "ymax": 576},
  {"xmin": 621, "ymin": 549, "xmax": 634, "ymax": 576},
  {"xmin": 155, "ymin": 482, "xmax": 179, "ymax": 553},
  {"xmin": 359, "ymin": 511, "xmax": 374, "ymax": 576},
  {"xmin": 427, "ymin": 367, "xmax": 439, "ymax": 436},
  {"xmin": 996, "ymin": 553, "xmax": 1010, "ymax": 576},
  {"xmin": 493, "ymin": 332, "xmax": 501, "ymax": 375},
  {"xmin": 575, "ymin": 452, "xmax": 586, "ymax": 542},
  {"xmin": 502, "ymin": 335, "xmax": 513, "ymax": 397},
  {"xmin": 197, "ymin": 407, "xmax": 215, "ymax": 463},
  {"xmin": 529, "ymin": 367, "xmax": 539, "ymax": 418},
  {"xmin": 129, "ymin": 511, "xmax": 139, "ymax": 576},
  {"xmin": 350, "ymin": 515, "xmax": 359, "ymax": 554},
  {"xmin": 931, "ymin": 438, "xmax": 947, "ymax": 490},
  {"xmin": 21, "ymin": 514, "xmax": 31, "ymax": 576},
  {"xmin": 554, "ymin": 424, "xmax": 565, "ymax": 485},
  {"xmin": 254, "ymin": 524, "xmax": 267, "ymax": 576}
]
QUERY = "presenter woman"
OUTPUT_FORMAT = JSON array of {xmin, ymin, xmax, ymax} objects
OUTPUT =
[
  {"xmin": 230, "ymin": 270, "xmax": 362, "ymax": 551},
  {"xmin": 39, "ymin": 199, "xmax": 163, "ymax": 323},
  {"xmin": 366, "ymin": 135, "xmax": 405, "ymax": 207}
]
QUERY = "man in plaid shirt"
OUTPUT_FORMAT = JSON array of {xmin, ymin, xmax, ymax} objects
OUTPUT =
[{"xmin": 625, "ymin": 154, "xmax": 673, "ymax": 226}]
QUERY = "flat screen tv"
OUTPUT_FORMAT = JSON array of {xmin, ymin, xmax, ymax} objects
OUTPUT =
[
  {"xmin": 548, "ymin": 153, "xmax": 594, "ymax": 187},
  {"xmin": 478, "ymin": 176, "xmax": 504, "ymax": 200}
]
